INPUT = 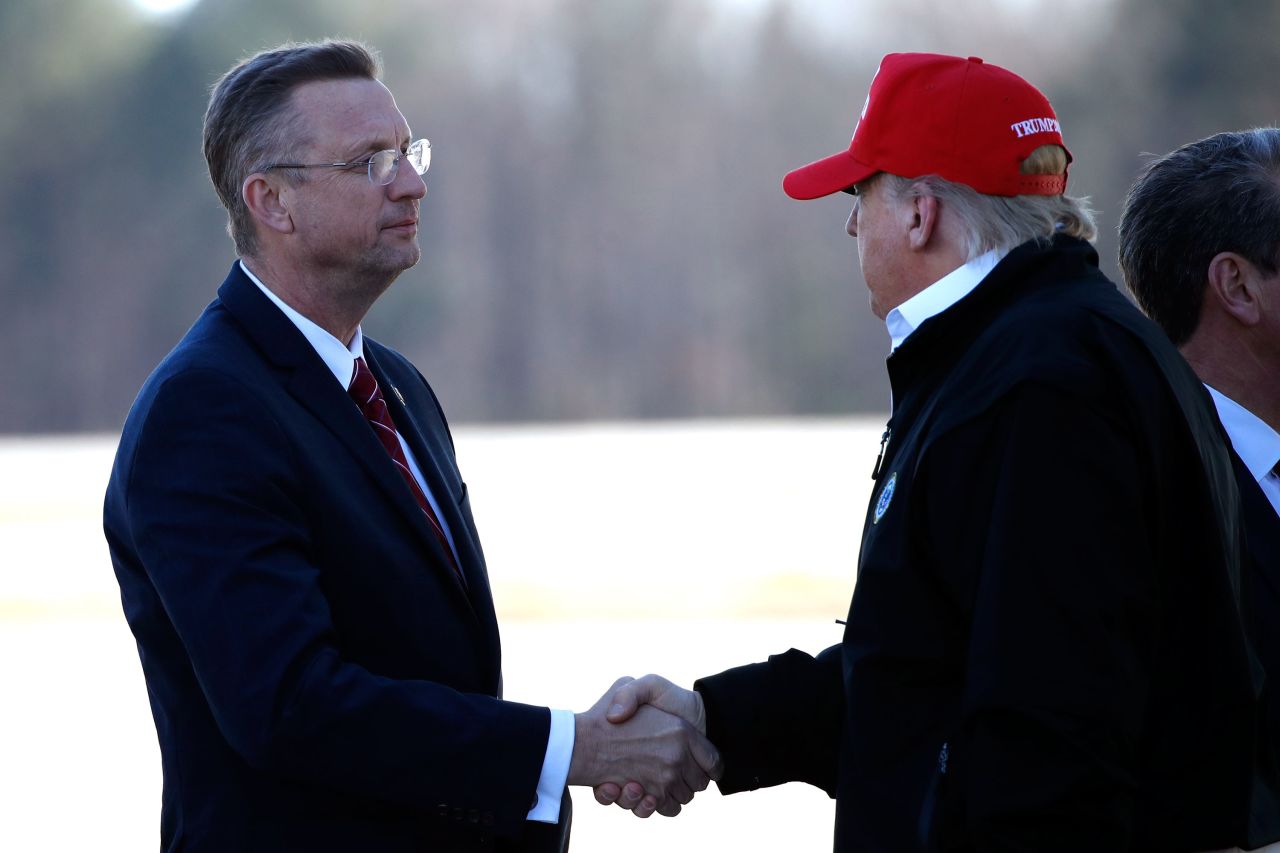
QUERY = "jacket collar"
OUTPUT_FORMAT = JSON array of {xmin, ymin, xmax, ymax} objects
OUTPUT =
[
  {"xmin": 884, "ymin": 235, "xmax": 1101, "ymax": 397},
  {"xmin": 217, "ymin": 260, "xmax": 318, "ymax": 370}
]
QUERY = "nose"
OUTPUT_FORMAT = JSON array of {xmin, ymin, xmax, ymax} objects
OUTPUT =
[
  {"xmin": 387, "ymin": 155, "xmax": 426, "ymax": 201},
  {"xmin": 846, "ymin": 204, "xmax": 858, "ymax": 237}
]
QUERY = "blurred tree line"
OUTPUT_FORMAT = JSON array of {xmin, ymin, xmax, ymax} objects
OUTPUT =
[{"xmin": 1, "ymin": 0, "xmax": 1277, "ymax": 433}]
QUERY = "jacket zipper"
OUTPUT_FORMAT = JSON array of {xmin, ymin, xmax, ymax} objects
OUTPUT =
[{"xmin": 871, "ymin": 424, "xmax": 892, "ymax": 480}]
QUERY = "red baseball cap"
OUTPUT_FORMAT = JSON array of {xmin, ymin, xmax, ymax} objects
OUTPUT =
[{"xmin": 782, "ymin": 53, "xmax": 1072, "ymax": 200}]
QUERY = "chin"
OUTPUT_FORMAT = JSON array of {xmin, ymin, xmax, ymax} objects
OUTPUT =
[
  {"xmin": 375, "ymin": 244, "xmax": 421, "ymax": 274},
  {"xmin": 867, "ymin": 292, "xmax": 886, "ymax": 321},
  {"xmin": 390, "ymin": 235, "xmax": 421, "ymax": 267}
]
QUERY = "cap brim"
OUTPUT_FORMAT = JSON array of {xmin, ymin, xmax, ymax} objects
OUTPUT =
[{"xmin": 782, "ymin": 149, "xmax": 877, "ymax": 200}]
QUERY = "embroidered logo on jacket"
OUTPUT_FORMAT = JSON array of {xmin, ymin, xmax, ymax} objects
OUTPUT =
[{"xmin": 874, "ymin": 471, "xmax": 897, "ymax": 524}]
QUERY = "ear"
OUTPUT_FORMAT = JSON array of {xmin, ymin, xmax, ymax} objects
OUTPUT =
[
  {"xmin": 1206, "ymin": 251, "xmax": 1263, "ymax": 327},
  {"xmin": 241, "ymin": 172, "xmax": 295, "ymax": 238},
  {"xmin": 906, "ymin": 192, "xmax": 939, "ymax": 252}
]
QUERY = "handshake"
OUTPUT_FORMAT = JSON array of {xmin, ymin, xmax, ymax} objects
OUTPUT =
[{"xmin": 568, "ymin": 675, "xmax": 722, "ymax": 818}]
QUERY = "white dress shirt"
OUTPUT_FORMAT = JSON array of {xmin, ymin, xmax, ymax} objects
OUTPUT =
[
  {"xmin": 1206, "ymin": 385, "xmax": 1280, "ymax": 517},
  {"xmin": 241, "ymin": 261, "xmax": 573, "ymax": 823},
  {"xmin": 886, "ymin": 249, "xmax": 1007, "ymax": 353}
]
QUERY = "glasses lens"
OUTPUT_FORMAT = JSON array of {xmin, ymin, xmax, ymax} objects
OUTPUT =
[
  {"xmin": 369, "ymin": 150, "xmax": 397, "ymax": 185},
  {"xmin": 408, "ymin": 139, "xmax": 431, "ymax": 175}
]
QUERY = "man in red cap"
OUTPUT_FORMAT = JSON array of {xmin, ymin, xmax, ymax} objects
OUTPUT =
[{"xmin": 597, "ymin": 54, "xmax": 1268, "ymax": 850}]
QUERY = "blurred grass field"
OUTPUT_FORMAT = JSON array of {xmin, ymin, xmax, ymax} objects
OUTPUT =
[{"xmin": 0, "ymin": 418, "xmax": 883, "ymax": 851}]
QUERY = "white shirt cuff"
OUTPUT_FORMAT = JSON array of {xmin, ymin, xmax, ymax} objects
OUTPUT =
[{"xmin": 526, "ymin": 709, "xmax": 574, "ymax": 823}]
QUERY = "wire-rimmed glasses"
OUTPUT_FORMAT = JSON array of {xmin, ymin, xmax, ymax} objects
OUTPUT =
[{"xmin": 262, "ymin": 138, "xmax": 430, "ymax": 186}]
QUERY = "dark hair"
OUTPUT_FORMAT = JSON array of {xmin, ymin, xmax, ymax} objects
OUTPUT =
[
  {"xmin": 1118, "ymin": 128, "xmax": 1280, "ymax": 346},
  {"xmin": 203, "ymin": 40, "xmax": 381, "ymax": 257}
]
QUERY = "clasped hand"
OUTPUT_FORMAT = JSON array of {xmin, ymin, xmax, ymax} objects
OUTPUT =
[{"xmin": 569, "ymin": 674, "xmax": 717, "ymax": 818}]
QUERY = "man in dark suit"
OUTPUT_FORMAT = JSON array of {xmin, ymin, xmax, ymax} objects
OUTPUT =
[
  {"xmin": 103, "ymin": 40, "xmax": 719, "ymax": 852},
  {"xmin": 1119, "ymin": 127, "xmax": 1280, "ymax": 850},
  {"xmin": 595, "ymin": 54, "xmax": 1269, "ymax": 851}
]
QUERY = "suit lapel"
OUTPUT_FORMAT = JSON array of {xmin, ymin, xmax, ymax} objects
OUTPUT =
[
  {"xmin": 366, "ymin": 349, "xmax": 498, "ymax": 628},
  {"xmin": 217, "ymin": 264, "xmax": 476, "ymax": 614},
  {"xmin": 1235, "ymin": 454, "xmax": 1280, "ymax": 600}
]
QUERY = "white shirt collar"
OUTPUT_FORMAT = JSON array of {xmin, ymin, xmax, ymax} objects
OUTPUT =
[
  {"xmin": 886, "ymin": 249, "xmax": 1007, "ymax": 352},
  {"xmin": 239, "ymin": 260, "xmax": 364, "ymax": 389},
  {"xmin": 1205, "ymin": 385, "xmax": 1280, "ymax": 483}
]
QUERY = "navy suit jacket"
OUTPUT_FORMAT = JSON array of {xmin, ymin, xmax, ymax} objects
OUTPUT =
[
  {"xmin": 104, "ymin": 262, "xmax": 569, "ymax": 852},
  {"xmin": 1235, "ymin": 452, "xmax": 1280, "ymax": 846}
]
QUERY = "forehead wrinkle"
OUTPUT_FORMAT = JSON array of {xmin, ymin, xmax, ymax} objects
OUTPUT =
[{"xmin": 383, "ymin": 117, "xmax": 412, "ymax": 151}]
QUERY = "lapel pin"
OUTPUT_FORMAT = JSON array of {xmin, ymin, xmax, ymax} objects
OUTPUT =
[{"xmin": 392, "ymin": 386, "xmax": 405, "ymax": 406}]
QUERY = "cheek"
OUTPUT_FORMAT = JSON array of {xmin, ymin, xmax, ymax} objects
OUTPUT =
[{"xmin": 336, "ymin": 208, "xmax": 381, "ymax": 244}]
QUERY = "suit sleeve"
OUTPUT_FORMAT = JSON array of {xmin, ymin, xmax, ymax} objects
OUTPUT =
[
  {"xmin": 923, "ymin": 381, "xmax": 1157, "ymax": 851},
  {"xmin": 695, "ymin": 644, "xmax": 844, "ymax": 796},
  {"xmin": 121, "ymin": 367, "xmax": 548, "ymax": 836}
]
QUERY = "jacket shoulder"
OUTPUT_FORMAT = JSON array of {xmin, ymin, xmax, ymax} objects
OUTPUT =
[{"xmin": 964, "ymin": 269, "xmax": 1183, "ymax": 404}]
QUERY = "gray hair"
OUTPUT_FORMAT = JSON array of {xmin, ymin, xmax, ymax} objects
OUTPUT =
[
  {"xmin": 1118, "ymin": 127, "xmax": 1280, "ymax": 346},
  {"xmin": 881, "ymin": 145, "xmax": 1096, "ymax": 261},
  {"xmin": 203, "ymin": 40, "xmax": 381, "ymax": 257}
]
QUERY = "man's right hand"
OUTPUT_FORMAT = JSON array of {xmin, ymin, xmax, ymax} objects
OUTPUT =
[
  {"xmin": 568, "ymin": 676, "xmax": 721, "ymax": 818},
  {"xmin": 588, "ymin": 674, "xmax": 711, "ymax": 817}
]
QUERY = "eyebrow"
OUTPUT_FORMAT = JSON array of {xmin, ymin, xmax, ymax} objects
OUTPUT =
[
  {"xmin": 341, "ymin": 128, "xmax": 413, "ymax": 160},
  {"xmin": 338, "ymin": 140, "xmax": 386, "ymax": 160}
]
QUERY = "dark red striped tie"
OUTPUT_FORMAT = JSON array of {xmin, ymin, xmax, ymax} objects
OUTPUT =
[{"xmin": 348, "ymin": 357, "xmax": 466, "ymax": 588}]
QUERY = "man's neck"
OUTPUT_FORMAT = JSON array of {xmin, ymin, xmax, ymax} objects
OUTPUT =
[
  {"xmin": 1183, "ymin": 340, "xmax": 1280, "ymax": 434},
  {"xmin": 885, "ymin": 249, "xmax": 1006, "ymax": 351},
  {"xmin": 242, "ymin": 254, "xmax": 385, "ymax": 347}
]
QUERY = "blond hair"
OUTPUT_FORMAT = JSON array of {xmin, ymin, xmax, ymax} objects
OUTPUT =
[{"xmin": 883, "ymin": 145, "xmax": 1096, "ymax": 261}]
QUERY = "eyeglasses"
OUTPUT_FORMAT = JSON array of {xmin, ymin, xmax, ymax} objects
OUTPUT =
[{"xmin": 262, "ymin": 138, "xmax": 431, "ymax": 186}]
